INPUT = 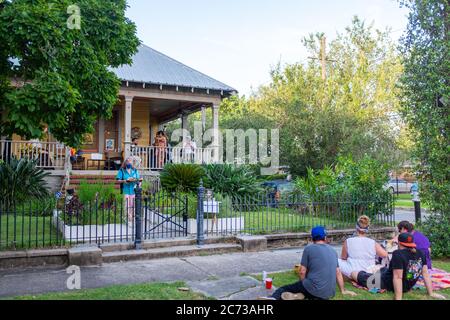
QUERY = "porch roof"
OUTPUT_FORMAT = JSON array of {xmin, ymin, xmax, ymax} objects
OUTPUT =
[{"xmin": 112, "ymin": 44, "xmax": 237, "ymax": 94}]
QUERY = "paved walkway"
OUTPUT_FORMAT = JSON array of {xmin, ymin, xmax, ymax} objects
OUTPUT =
[
  {"xmin": 0, "ymin": 246, "xmax": 341, "ymax": 299},
  {"xmin": 395, "ymin": 208, "xmax": 430, "ymax": 223}
]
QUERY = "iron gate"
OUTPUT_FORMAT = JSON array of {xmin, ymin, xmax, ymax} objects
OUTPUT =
[{"xmin": 142, "ymin": 193, "xmax": 189, "ymax": 239}]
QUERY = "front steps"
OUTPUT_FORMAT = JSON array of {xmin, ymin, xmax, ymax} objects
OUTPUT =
[
  {"xmin": 100, "ymin": 237, "xmax": 242, "ymax": 264},
  {"xmin": 102, "ymin": 243, "xmax": 242, "ymax": 263},
  {"xmin": 67, "ymin": 174, "xmax": 121, "ymax": 192}
]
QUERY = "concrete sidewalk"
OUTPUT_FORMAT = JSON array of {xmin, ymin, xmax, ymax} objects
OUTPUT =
[{"xmin": 0, "ymin": 246, "xmax": 341, "ymax": 299}]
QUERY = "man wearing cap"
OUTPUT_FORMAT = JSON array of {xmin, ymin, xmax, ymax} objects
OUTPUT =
[
  {"xmin": 262, "ymin": 226, "xmax": 357, "ymax": 300},
  {"xmin": 352, "ymin": 233, "xmax": 445, "ymax": 300}
]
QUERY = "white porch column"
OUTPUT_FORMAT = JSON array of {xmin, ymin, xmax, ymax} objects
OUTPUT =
[
  {"xmin": 124, "ymin": 96, "xmax": 134, "ymax": 159},
  {"xmin": 201, "ymin": 105, "xmax": 207, "ymax": 133},
  {"xmin": 181, "ymin": 112, "xmax": 189, "ymax": 141},
  {"xmin": 212, "ymin": 104, "xmax": 220, "ymax": 163}
]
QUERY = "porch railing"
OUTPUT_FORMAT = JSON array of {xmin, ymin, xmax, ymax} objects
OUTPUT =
[
  {"xmin": 0, "ymin": 140, "xmax": 70, "ymax": 170},
  {"xmin": 130, "ymin": 146, "xmax": 215, "ymax": 170}
]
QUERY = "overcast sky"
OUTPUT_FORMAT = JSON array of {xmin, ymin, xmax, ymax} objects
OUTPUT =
[{"xmin": 126, "ymin": 0, "xmax": 409, "ymax": 95}]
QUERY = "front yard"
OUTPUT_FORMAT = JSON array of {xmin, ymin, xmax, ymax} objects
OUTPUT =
[
  {"xmin": 254, "ymin": 260, "xmax": 450, "ymax": 300},
  {"xmin": 10, "ymin": 282, "xmax": 208, "ymax": 301},
  {"xmin": 9, "ymin": 261, "xmax": 449, "ymax": 300}
]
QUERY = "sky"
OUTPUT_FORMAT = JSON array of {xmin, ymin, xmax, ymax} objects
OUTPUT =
[{"xmin": 126, "ymin": 0, "xmax": 410, "ymax": 95}]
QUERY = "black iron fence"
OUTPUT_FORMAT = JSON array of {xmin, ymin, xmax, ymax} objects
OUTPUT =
[
  {"xmin": 0, "ymin": 186, "xmax": 395, "ymax": 251},
  {"xmin": 200, "ymin": 192, "xmax": 395, "ymax": 237}
]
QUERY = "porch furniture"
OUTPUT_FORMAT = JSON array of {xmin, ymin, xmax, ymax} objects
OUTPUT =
[
  {"xmin": 71, "ymin": 156, "xmax": 86, "ymax": 170},
  {"xmin": 87, "ymin": 159, "xmax": 107, "ymax": 170},
  {"xmin": 105, "ymin": 151, "xmax": 123, "ymax": 170}
]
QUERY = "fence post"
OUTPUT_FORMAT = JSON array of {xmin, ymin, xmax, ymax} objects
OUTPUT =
[
  {"xmin": 135, "ymin": 187, "xmax": 143, "ymax": 250},
  {"xmin": 412, "ymin": 191, "xmax": 422, "ymax": 223},
  {"xmin": 197, "ymin": 179, "xmax": 205, "ymax": 246}
]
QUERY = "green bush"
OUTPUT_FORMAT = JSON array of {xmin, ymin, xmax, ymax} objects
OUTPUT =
[
  {"xmin": 295, "ymin": 155, "xmax": 389, "ymax": 200},
  {"xmin": 0, "ymin": 158, "xmax": 50, "ymax": 208},
  {"xmin": 76, "ymin": 180, "xmax": 122, "ymax": 207},
  {"xmin": 419, "ymin": 214, "xmax": 450, "ymax": 259},
  {"xmin": 160, "ymin": 164, "xmax": 205, "ymax": 193},
  {"xmin": 203, "ymin": 164, "xmax": 262, "ymax": 198}
]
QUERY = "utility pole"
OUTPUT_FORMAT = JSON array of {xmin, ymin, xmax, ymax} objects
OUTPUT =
[
  {"xmin": 309, "ymin": 35, "xmax": 335, "ymax": 81},
  {"xmin": 321, "ymin": 36, "xmax": 327, "ymax": 81}
]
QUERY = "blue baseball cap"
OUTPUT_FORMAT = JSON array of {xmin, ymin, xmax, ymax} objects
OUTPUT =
[{"xmin": 311, "ymin": 226, "xmax": 327, "ymax": 241}]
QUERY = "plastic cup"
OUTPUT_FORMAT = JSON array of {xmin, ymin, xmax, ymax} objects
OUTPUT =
[{"xmin": 265, "ymin": 278, "xmax": 273, "ymax": 290}]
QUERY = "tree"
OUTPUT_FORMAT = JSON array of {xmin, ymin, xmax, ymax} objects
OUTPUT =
[
  {"xmin": 0, "ymin": 0, "xmax": 140, "ymax": 147},
  {"xmin": 399, "ymin": 0, "xmax": 449, "ymax": 215},
  {"xmin": 233, "ymin": 17, "xmax": 404, "ymax": 176}
]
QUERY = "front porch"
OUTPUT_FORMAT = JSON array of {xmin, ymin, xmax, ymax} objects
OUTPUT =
[{"xmin": 1, "ymin": 85, "xmax": 226, "ymax": 173}]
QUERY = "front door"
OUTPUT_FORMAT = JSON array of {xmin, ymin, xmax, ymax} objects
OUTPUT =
[{"xmin": 104, "ymin": 111, "xmax": 119, "ymax": 152}]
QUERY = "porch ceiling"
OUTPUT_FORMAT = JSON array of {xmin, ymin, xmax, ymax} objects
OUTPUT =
[{"xmin": 127, "ymin": 97, "xmax": 207, "ymax": 123}]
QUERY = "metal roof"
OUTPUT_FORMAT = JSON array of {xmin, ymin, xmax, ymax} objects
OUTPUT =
[{"xmin": 112, "ymin": 44, "xmax": 236, "ymax": 93}]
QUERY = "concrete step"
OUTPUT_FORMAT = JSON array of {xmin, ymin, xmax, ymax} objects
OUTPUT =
[
  {"xmin": 102, "ymin": 243, "xmax": 242, "ymax": 263},
  {"xmin": 100, "ymin": 236, "xmax": 236, "ymax": 253}
]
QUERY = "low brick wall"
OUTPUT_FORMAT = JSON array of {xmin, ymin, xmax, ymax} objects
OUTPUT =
[
  {"xmin": 265, "ymin": 227, "xmax": 396, "ymax": 249},
  {"xmin": 0, "ymin": 249, "xmax": 69, "ymax": 269},
  {"xmin": 0, "ymin": 228, "xmax": 396, "ymax": 269}
]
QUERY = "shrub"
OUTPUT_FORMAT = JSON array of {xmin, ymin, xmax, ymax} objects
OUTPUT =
[
  {"xmin": 0, "ymin": 158, "xmax": 50, "ymax": 208},
  {"xmin": 203, "ymin": 164, "xmax": 262, "ymax": 198},
  {"xmin": 295, "ymin": 155, "xmax": 389, "ymax": 200},
  {"xmin": 76, "ymin": 180, "xmax": 122, "ymax": 208},
  {"xmin": 419, "ymin": 214, "xmax": 450, "ymax": 259},
  {"xmin": 160, "ymin": 164, "xmax": 205, "ymax": 193}
]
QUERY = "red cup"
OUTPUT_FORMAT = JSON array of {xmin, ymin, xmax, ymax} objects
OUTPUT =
[{"xmin": 265, "ymin": 278, "xmax": 273, "ymax": 290}]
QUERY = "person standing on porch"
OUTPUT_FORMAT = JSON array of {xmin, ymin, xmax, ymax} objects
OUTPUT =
[
  {"xmin": 116, "ymin": 157, "xmax": 143, "ymax": 224},
  {"xmin": 153, "ymin": 131, "xmax": 167, "ymax": 169}
]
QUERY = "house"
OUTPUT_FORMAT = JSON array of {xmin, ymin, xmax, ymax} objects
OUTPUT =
[{"xmin": 1, "ymin": 44, "xmax": 237, "ymax": 175}]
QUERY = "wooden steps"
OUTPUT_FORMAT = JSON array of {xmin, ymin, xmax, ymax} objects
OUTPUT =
[{"xmin": 67, "ymin": 174, "xmax": 120, "ymax": 192}]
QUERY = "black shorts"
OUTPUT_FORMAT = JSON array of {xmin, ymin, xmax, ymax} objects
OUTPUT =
[
  {"xmin": 356, "ymin": 271, "xmax": 372, "ymax": 288},
  {"xmin": 357, "ymin": 270, "xmax": 389, "ymax": 290}
]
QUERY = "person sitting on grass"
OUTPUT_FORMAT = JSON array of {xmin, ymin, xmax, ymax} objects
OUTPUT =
[
  {"xmin": 260, "ymin": 226, "xmax": 357, "ymax": 300},
  {"xmin": 395, "ymin": 221, "xmax": 433, "ymax": 270},
  {"xmin": 339, "ymin": 215, "xmax": 388, "ymax": 280},
  {"xmin": 351, "ymin": 233, "xmax": 445, "ymax": 300}
]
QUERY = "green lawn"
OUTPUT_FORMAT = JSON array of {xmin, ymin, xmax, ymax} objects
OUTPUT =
[
  {"xmin": 254, "ymin": 260, "xmax": 450, "ymax": 300},
  {"xmin": 12, "ymin": 282, "xmax": 208, "ymax": 301},
  {"xmin": 0, "ymin": 215, "xmax": 62, "ymax": 250},
  {"xmin": 12, "ymin": 262, "xmax": 449, "ymax": 301},
  {"xmin": 241, "ymin": 208, "xmax": 393, "ymax": 235},
  {"xmin": 395, "ymin": 194, "xmax": 429, "ymax": 209}
]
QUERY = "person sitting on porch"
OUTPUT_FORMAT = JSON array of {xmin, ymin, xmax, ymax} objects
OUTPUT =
[
  {"xmin": 116, "ymin": 157, "xmax": 143, "ymax": 224},
  {"xmin": 338, "ymin": 215, "xmax": 388, "ymax": 279},
  {"xmin": 183, "ymin": 136, "xmax": 197, "ymax": 163}
]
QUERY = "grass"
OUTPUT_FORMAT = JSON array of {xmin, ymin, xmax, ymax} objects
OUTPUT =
[
  {"xmin": 241, "ymin": 208, "xmax": 393, "ymax": 235},
  {"xmin": 0, "ymin": 215, "xmax": 62, "ymax": 250},
  {"xmin": 253, "ymin": 260, "xmax": 450, "ymax": 300},
  {"xmin": 12, "ymin": 282, "xmax": 208, "ymax": 301},
  {"xmin": 395, "ymin": 193, "xmax": 430, "ymax": 209}
]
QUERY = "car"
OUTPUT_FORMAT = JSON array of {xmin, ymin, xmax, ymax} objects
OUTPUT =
[
  {"xmin": 387, "ymin": 179, "xmax": 418, "ymax": 194},
  {"xmin": 262, "ymin": 180, "xmax": 295, "ymax": 195},
  {"xmin": 261, "ymin": 180, "xmax": 295, "ymax": 206}
]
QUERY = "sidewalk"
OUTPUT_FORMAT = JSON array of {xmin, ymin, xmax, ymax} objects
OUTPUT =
[{"xmin": 0, "ymin": 246, "xmax": 341, "ymax": 299}]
